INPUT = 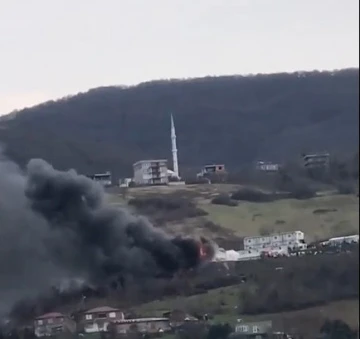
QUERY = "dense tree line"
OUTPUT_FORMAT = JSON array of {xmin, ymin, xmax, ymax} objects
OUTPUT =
[{"xmin": 0, "ymin": 69, "xmax": 358, "ymax": 178}]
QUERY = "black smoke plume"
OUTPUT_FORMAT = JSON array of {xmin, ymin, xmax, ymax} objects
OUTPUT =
[{"xmin": 0, "ymin": 151, "xmax": 209, "ymax": 317}]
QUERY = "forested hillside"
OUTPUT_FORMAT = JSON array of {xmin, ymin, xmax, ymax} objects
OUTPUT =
[{"xmin": 0, "ymin": 69, "xmax": 358, "ymax": 177}]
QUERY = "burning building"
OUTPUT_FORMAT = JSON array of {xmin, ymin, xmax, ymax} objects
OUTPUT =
[{"xmin": 0, "ymin": 151, "xmax": 214, "ymax": 318}]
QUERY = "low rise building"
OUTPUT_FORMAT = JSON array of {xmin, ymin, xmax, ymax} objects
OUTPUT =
[
  {"xmin": 244, "ymin": 231, "xmax": 307, "ymax": 251},
  {"xmin": 113, "ymin": 317, "xmax": 171, "ymax": 334},
  {"xmin": 302, "ymin": 153, "xmax": 330, "ymax": 169},
  {"xmin": 162, "ymin": 309, "xmax": 198, "ymax": 327},
  {"xmin": 81, "ymin": 306, "xmax": 125, "ymax": 333},
  {"xmin": 133, "ymin": 159, "xmax": 168, "ymax": 185},
  {"xmin": 197, "ymin": 164, "xmax": 226, "ymax": 178},
  {"xmin": 321, "ymin": 234, "xmax": 359, "ymax": 246},
  {"xmin": 34, "ymin": 312, "xmax": 76, "ymax": 337},
  {"xmin": 256, "ymin": 161, "xmax": 280, "ymax": 172},
  {"xmin": 86, "ymin": 171, "xmax": 112, "ymax": 186},
  {"xmin": 234, "ymin": 320, "xmax": 273, "ymax": 338}
]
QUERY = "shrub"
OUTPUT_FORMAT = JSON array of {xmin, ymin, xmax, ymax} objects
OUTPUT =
[
  {"xmin": 128, "ymin": 196, "xmax": 208, "ymax": 222},
  {"xmin": 236, "ymin": 250, "xmax": 359, "ymax": 315},
  {"xmin": 320, "ymin": 319, "xmax": 358, "ymax": 339},
  {"xmin": 288, "ymin": 183, "xmax": 316, "ymax": 199},
  {"xmin": 335, "ymin": 181, "xmax": 356, "ymax": 195},
  {"xmin": 128, "ymin": 181, "xmax": 136, "ymax": 188},
  {"xmin": 207, "ymin": 323, "xmax": 233, "ymax": 339},
  {"xmin": 211, "ymin": 194, "xmax": 238, "ymax": 206},
  {"xmin": 231, "ymin": 188, "xmax": 273, "ymax": 202},
  {"xmin": 259, "ymin": 226, "xmax": 274, "ymax": 236}
]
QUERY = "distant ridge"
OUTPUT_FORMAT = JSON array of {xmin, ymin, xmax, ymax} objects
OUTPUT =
[{"xmin": 0, "ymin": 69, "xmax": 358, "ymax": 177}]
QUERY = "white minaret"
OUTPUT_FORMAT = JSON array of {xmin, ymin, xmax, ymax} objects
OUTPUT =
[{"xmin": 171, "ymin": 114, "xmax": 179, "ymax": 178}]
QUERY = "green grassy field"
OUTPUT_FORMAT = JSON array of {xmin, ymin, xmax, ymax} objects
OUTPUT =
[
  {"xmin": 200, "ymin": 194, "xmax": 359, "ymax": 241},
  {"xmin": 108, "ymin": 184, "xmax": 359, "ymax": 242}
]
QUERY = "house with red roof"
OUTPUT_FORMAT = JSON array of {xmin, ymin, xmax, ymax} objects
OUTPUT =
[{"xmin": 34, "ymin": 312, "xmax": 76, "ymax": 337}]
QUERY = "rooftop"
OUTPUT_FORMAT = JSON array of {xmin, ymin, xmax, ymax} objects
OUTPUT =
[
  {"xmin": 133, "ymin": 159, "xmax": 168, "ymax": 166},
  {"xmin": 84, "ymin": 306, "xmax": 120, "ymax": 314},
  {"xmin": 114, "ymin": 317, "xmax": 169, "ymax": 324},
  {"xmin": 36, "ymin": 312, "xmax": 65, "ymax": 320}
]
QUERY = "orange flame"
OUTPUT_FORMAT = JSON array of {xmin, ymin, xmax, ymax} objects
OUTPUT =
[{"xmin": 199, "ymin": 243, "xmax": 207, "ymax": 259}]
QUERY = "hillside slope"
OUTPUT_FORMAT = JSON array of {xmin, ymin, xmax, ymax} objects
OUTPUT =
[{"xmin": 0, "ymin": 69, "xmax": 358, "ymax": 177}]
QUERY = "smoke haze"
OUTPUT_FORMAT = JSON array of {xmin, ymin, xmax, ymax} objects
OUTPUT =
[{"xmin": 0, "ymin": 151, "xmax": 204, "ymax": 317}]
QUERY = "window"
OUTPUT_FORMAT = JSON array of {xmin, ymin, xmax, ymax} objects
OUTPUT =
[
  {"xmin": 47, "ymin": 319, "xmax": 53, "ymax": 324},
  {"xmin": 97, "ymin": 313, "xmax": 107, "ymax": 319},
  {"xmin": 236, "ymin": 325, "xmax": 249, "ymax": 332},
  {"xmin": 37, "ymin": 320, "xmax": 43, "ymax": 325},
  {"xmin": 109, "ymin": 312, "xmax": 116, "ymax": 318},
  {"xmin": 253, "ymin": 325, "xmax": 260, "ymax": 333},
  {"xmin": 85, "ymin": 314, "xmax": 92, "ymax": 320}
]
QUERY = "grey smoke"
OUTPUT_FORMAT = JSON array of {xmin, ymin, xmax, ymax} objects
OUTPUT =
[{"xmin": 0, "ymin": 152, "xmax": 202, "ymax": 317}]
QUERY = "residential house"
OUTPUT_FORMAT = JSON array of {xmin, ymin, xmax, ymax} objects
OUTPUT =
[
  {"xmin": 162, "ymin": 310, "xmax": 199, "ymax": 328},
  {"xmin": 34, "ymin": 312, "xmax": 76, "ymax": 337},
  {"xmin": 81, "ymin": 306, "xmax": 125, "ymax": 333},
  {"xmin": 197, "ymin": 164, "xmax": 227, "ymax": 179},
  {"xmin": 233, "ymin": 320, "xmax": 273, "ymax": 338},
  {"xmin": 113, "ymin": 317, "xmax": 171, "ymax": 334}
]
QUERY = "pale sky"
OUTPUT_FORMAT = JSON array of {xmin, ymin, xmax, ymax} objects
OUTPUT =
[{"xmin": 0, "ymin": 0, "xmax": 358, "ymax": 115}]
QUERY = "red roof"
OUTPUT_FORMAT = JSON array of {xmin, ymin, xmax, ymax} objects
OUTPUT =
[
  {"xmin": 36, "ymin": 312, "xmax": 64, "ymax": 320},
  {"xmin": 85, "ymin": 306, "xmax": 120, "ymax": 314}
]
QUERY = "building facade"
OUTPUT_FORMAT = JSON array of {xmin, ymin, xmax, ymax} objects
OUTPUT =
[
  {"xmin": 256, "ymin": 161, "xmax": 280, "ymax": 172},
  {"xmin": 133, "ymin": 159, "xmax": 168, "ymax": 185},
  {"xmin": 113, "ymin": 317, "xmax": 171, "ymax": 334},
  {"xmin": 86, "ymin": 171, "xmax": 112, "ymax": 186},
  {"xmin": 34, "ymin": 312, "xmax": 76, "ymax": 337},
  {"xmin": 244, "ymin": 231, "xmax": 306, "ymax": 251},
  {"xmin": 81, "ymin": 306, "xmax": 125, "ymax": 333},
  {"xmin": 234, "ymin": 320, "xmax": 273, "ymax": 338},
  {"xmin": 302, "ymin": 153, "xmax": 330, "ymax": 169}
]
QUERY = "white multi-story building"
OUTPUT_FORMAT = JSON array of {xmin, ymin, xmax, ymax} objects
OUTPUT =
[
  {"xmin": 243, "ymin": 231, "xmax": 307, "ymax": 251},
  {"xmin": 133, "ymin": 159, "xmax": 169, "ymax": 185},
  {"xmin": 321, "ymin": 234, "xmax": 359, "ymax": 246}
]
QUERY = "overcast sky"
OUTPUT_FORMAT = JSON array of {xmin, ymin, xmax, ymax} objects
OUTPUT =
[{"xmin": 0, "ymin": 0, "xmax": 358, "ymax": 115}]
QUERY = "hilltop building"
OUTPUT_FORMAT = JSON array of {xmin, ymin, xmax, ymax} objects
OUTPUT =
[
  {"xmin": 132, "ymin": 114, "xmax": 182, "ymax": 185},
  {"xmin": 255, "ymin": 161, "xmax": 280, "ymax": 172},
  {"xmin": 197, "ymin": 164, "xmax": 227, "ymax": 178},
  {"xmin": 302, "ymin": 152, "xmax": 330, "ymax": 169},
  {"xmin": 133, "ymin": 159, "xmax": 168, "ymax": 185}
]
